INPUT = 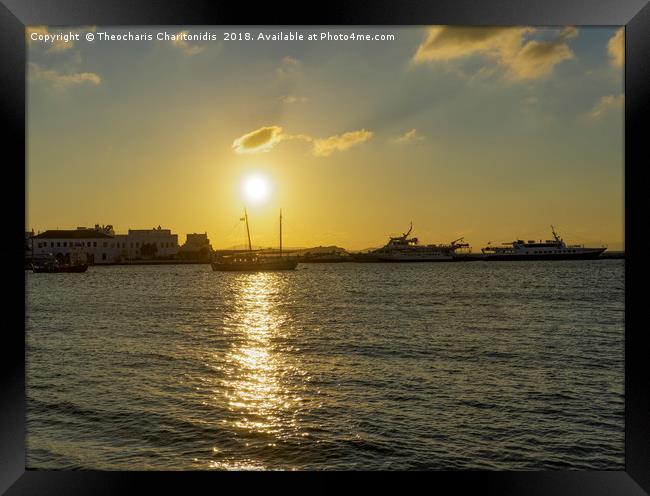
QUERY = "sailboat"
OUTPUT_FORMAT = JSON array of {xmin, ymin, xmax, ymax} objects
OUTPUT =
[{"xmin": 211, "ymin": 209, "xmax": 299, "ymax": 271}]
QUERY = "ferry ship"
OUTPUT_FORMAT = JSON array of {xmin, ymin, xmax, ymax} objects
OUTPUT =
[
  {"xmin": 351, "ymin": 223, "xmax": 469, "ymax": 262},
  {"xmin": 481, "ymin": 226, "xmax": 606, "ymax": 261}
]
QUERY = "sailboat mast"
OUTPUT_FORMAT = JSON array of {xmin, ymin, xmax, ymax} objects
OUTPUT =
[
  {"xmin": 245, "ymin": 208, "xmax": 252, "ymax": 252},
  {"xmin": 280, "ymin": 209, "xmax": 282, "ymax": 256}
]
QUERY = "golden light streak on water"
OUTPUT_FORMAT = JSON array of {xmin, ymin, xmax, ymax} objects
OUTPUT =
[{"xmin": 214, "ymin": 272, "xmax": 304, "ymax": 469}]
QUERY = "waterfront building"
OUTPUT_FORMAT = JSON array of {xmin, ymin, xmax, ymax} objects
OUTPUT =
[
  {"xmin": 32, "ymin": 227, "xmax": 117, "ymax": 264},
  {"xmin": 179, "ymin": 232, "xmax": 213, "ymax": 260},
  {"xmin": 31, "ymin": 224, "xmax": 179, "ymax": 264},
  {"xmin": 122, "ymin": 226, "xmax": 179, "ymax": 259}
]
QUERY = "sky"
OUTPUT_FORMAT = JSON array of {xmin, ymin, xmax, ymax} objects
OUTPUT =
[{"xmin": 27, "ymin": 26, "xmax": 625, "ymax": 251}]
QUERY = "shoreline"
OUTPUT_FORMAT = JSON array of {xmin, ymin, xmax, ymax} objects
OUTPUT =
[{"xmin": 25, "ymin": 251, "xmax": 625, "ymax": 269}]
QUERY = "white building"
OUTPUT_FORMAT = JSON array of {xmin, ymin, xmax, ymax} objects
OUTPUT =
[
  {"xmin": 31, "ymin": 224, "xmax": 179, "ymax": 264},
  {"xmin": 121, "ymin": 226, "xmax": 178, "ymax": 259},
  {"xmin": 32, "ymin": 228, "xmax": 118, "ymax": 264}
]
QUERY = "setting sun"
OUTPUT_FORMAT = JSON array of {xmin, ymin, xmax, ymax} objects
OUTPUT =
[{"xmin": 242, "ymin": 174, "xmax": 271, "ymax": 205}]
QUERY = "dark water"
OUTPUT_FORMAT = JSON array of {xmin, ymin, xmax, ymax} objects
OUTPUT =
[{"xmin": 26, "ymin": 261, "xmax": 624, "ymax": 470}]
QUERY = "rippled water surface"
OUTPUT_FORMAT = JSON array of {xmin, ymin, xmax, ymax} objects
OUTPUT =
[{"xmin": 26, "ymin": 261, "xmax": 624, "ymax": 470}]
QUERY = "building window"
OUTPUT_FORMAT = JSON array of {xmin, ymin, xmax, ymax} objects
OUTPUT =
[
  {"xmin": 57, "ymin": 242, "xmax": 60, "ymax": 247},
  {"xmin": 50, "ymin": 242, "xmax": 54, "ymax": 247},
  {"xmin": 87, "ymin": 242, "xmax": 91, "ymax": 247},
  {"xmin": 93, "ymin": 242, "xmax": 97, "ymax": 247},
  {"xmin": 102, "ymin": 253, "xmax": 107, "ymax": 261}
]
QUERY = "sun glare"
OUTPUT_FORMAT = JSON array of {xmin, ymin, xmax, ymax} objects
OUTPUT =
[{"xmin": 242, "ymin": 174, "xmax": 271, "ymax": 204}]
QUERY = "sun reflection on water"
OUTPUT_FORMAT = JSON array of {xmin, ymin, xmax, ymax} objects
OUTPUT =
[{"xmin": 210, "ymin": 272, "xmax": 306, "ymax": 469}]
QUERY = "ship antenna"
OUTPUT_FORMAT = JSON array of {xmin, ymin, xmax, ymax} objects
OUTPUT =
[
  {"xmin": 244, "ymin": 207, "xmax": 252, "ymax": 252},
  {"xmin": 279, "ymin": 209, "xmax": 282, "ymax": 257},
  {"xmin": 405, "ymin": 221, "xmax": 413, "ymax": 238}
]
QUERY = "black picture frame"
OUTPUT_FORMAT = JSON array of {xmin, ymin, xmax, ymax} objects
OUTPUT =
[{"xmin": 2, "ymin": 0, "xmax": 648, "ymax": 492}]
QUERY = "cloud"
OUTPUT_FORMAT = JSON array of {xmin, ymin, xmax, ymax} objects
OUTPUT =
[
  {"xmin": 588, "ymin": 94, "xmax": 624, "ymax": 118},
  {"xmin": 607, "ymin": 28, "xmax": 624, "ymax": 68},
  {"xmin": 27, "ymin": 26, "xmax": 74, "ymax": 52},
  {"xmin": 312, "ymin": 129, "xmax": 373, "ymax": 157},
  {"xmin": 232, "ymin": 126, "xmax": 285, "ymax": 153},
  {"xmin": 28, "ymin": 62, "xmax": 101, "ymax": 87},
  {"xmin": 276, "ymin": 56, "xmax": 302, "ymax": 77},
  {"xmin": 411, "ymin": 26, "xmax": 577, "ymax": 80},
  {"xmin": 232, "ymin": 126, "xmax": 373, "ymax": 156},
  {"xmin": 279, "ymin": 95, "xmax": 307, "ymax": 104},
  {"xmin": 26, "ymin": 26, "xmax": 48, "ymax": 40},
  {"xmin": 170, "ymin": 30, "xmax": 205, "ymax": 56},
  {"xmin": 27, "ymin": 26, "xmax": 96, "ymax": 53},
  {"xmin": 393, "ymin": 129, "xmax": 424, "ymax": 144}
]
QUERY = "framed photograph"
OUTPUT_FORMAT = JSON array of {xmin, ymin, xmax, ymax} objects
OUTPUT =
[{"xmin": 2, "ymin": 0, "xmax": 648, "ymax": 492}]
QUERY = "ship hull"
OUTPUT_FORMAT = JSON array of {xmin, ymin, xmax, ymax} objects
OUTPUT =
[
  {"xmin": 351, "ymin": 254, "xmax": 454, "ymax": 263},
  {"xmin": 299, "ymin": 258, "xmax": 351, "ymax": 263},
  {"xmin": 377, "ymin": 257, "xmax": 453, "ymax": 262},
  {"xmin": 482, "ymin": 248, "xmax": 606, "ymax": 261},
  {"xmin": 211, "ymin": 258, "xmax": 298, "ymax": 271}
]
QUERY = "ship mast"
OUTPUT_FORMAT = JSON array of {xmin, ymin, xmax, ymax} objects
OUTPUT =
[
  {"xmin": 551, "ymin": 225, "xmax": 561, "ymax": 243},
  {"xmin": 244, "ymin": 208, "xmax": 252, "ymax": 252},
  {"xmin": 405, "ymin": 222, "xmax": 413, "ymax": 238},
  {"xmin": 279, "ymin": 209, "xmax": 282, "ymax": 256}
]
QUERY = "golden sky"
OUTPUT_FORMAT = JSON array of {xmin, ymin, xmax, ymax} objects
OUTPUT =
[{"xmin": 27, "ymin": 26, "xmax": 624, "ymax": 250}]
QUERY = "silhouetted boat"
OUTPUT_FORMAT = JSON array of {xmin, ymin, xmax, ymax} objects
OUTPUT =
[
  {"xmin": 211, "ymin": 209, "xmax": 298, "ymax": 272},
  {"xmin": 481, "ymin": 226, "xmax": 606, "ymax": 261},
  {"xmin": 32, "ymin": 261, "xmax": 88, "ymax": 273},
  {"xmin": 31, "ymin": 249, "xmax": 89, "ymax": 273}
]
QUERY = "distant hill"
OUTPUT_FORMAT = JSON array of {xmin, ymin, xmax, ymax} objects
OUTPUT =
[
  {"xmin": 297, "ymin": 245, "xmax": 348, "ymax": 255},
  {"xmin": 218, "ymin": 244, "xmax": 351, "ymax": 254},
  {"xmin": 352, "ymin": 247, "xmax": 381, "ymax": 253}
]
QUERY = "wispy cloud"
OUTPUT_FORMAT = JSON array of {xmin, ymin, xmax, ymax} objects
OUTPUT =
[
  {"xmin": 312, "ymin": 130, "xmax": 374, "ymax": 157},
  {"xmin": 588, "ymin": 94, "xmax": 624, "ymax": 119},
  {"xmin": 28, "ymin": 62, "xmax": 101, "ymax": 88},
  {"xmin": 411, "ymin": 26, "xmax": 578, "ymax": 81},
  {"xmin": 26, "ymin": 26, "xmax": 96, "ymax": 53},
  {"xmin": 232, "ymin": 126, "xmax": 373, "ymax": 157},
  {"xmin": 279, "ymin": 95, "xmax": 308, "ymax": 104},
  {"xmin": 170, "ymin": 30, "xmax": 205, "ymax": 56},
  {"xmin": 276, "ymin": 56, "xmax": 302, "ymax": 77},
  {"xmin": 393, "ymin": 129, "xmax": 424, "ymax": 144},
  {"xmin": 607, "ymin": 28, "xmax": 624, "ymax": 68}
]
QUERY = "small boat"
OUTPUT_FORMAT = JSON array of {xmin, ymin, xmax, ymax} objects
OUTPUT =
[
  {"xmin": 32, "ymin": 261, "xmax": 88, "ymax": 273},
  {"xmin": 211, "ymin": 252, "xmax": 298, "ymax": 271},
  {"xmin": 211, "ymin": 209, "xmax": 298, "ymax": 272},
  {"xmin": 31, "ymin": 250, "xmax": 89, "ymax": 273}
]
